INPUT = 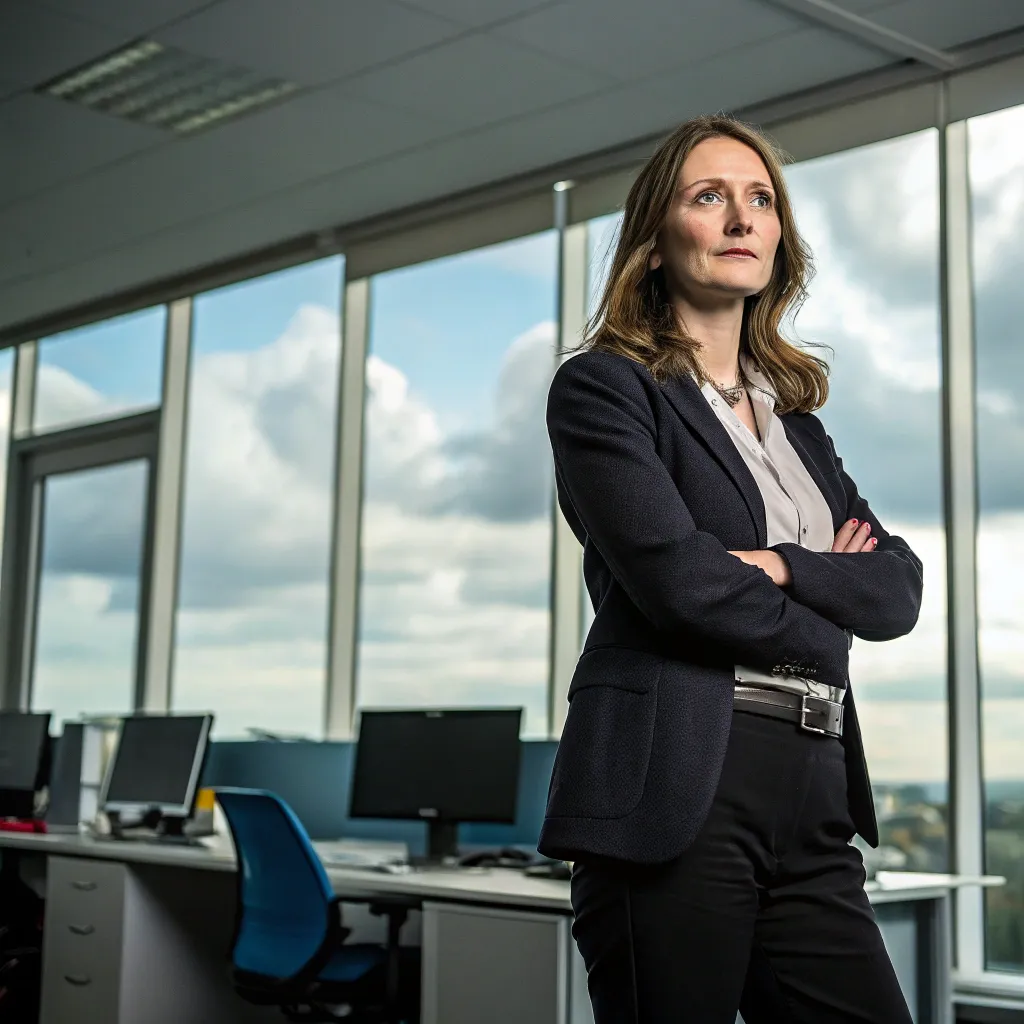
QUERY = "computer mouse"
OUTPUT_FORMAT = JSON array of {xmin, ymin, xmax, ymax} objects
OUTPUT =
[
  {"xmin": 457, "ymin": 851, "xmax": 499, "ymax": 868},
  {"xmin": 524, "ymin": 860, "xmax": 572, "ymax": 881}
]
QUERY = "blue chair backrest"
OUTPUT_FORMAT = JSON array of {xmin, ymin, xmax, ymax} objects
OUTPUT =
[{"xmin": 216, "ymin": 788, "xmax": 335, "ymax": 980}]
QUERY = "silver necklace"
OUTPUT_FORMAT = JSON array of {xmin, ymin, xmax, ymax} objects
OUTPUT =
[{"xmin": 706, "ymin": 363, "xmax": 748, "ymax": 407}]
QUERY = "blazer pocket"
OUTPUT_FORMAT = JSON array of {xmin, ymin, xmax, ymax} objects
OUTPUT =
[{"xmin": 548, "ymin": 647, "xmax": 663, "ymax": 820}]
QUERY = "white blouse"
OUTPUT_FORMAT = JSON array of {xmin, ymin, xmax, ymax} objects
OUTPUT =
[{"xmin": 697, "ymin": 354, "xmax": 845, "ymax": 704}]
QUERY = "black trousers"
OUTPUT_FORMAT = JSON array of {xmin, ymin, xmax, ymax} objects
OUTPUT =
[{"xmin": 570, "ymin": 707, "xmax": 914, "ymax": 1024}]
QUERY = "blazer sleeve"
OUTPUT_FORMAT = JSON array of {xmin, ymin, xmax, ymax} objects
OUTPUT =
[
  {"xmin": 769, "ymin": 422, "xmax": 923, "ymax": 642},
  {"xmin": 549, "ymin": 354, "xmax": 851, "ymax": 687}
]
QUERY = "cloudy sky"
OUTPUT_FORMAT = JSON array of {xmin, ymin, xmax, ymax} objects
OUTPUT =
[{"xmin": 5, "ymin": 104, "xmax": 1022, "ymax": 786}]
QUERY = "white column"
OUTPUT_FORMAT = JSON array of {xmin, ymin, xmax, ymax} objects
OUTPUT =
[
  {"xmin": 324, "ymin": 277, "xmax": 370, "ymax": 738},
  {"xmin": 139, "ymin": 298, "xmax": 192, "ymax": 711}
]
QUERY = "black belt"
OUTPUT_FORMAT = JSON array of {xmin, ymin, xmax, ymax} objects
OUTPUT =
[{"xmin": 733, "ymin": 686, "xmax": 844, "ymax": 738}]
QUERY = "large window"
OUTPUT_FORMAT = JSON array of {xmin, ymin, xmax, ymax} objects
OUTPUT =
[
  {"xmin": 34, "ymin": 307, "xmax": 165, "ymax": 433},
  {"xmin": 970, "ymin": 101, "xmax": 1024, "ymax": 973},
  {"xmin": 356, "ymin": 231, "xmax": 558, "ymax": 736},
  {"xmin": 31, "ymin": 461, "xmax": 149, "ymax": 726},
  {"xmin": 786, "ymin": 131, "xmax": 947, "ymax": 872},
  {"xmin": 172, "ymin": 258, "xmax": 343, "ymax": 739}
]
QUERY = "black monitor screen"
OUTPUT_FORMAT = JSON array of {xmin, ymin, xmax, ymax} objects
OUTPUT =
[
  {"xmin": 0, "ymin": 712, "xmax": 51, "ymax": 791},
  {"xmin": 350, "ymin": 709, "xmax": 522, "ymax": 824},
  {"xmin": 103, "ymin": 715, "xmax": 211, "ymax": 812}
]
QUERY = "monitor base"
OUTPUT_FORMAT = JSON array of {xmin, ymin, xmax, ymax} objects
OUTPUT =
[{"xmin": 425, "ymin": 820, "xmax": 459, "ymax": 863}]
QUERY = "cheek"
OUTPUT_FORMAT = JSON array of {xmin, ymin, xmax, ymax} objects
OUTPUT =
[
  {"xmin": 678, "ymin": 214, "xmax": 714, "ymax": 253},
  {"xmin": 759, "ymin": 221, "xmax": 783, "ymax": 277}
]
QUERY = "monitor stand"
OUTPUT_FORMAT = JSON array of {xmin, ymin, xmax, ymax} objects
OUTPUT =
[
  {"xmin": 107, "ymin": 810, "xmax": 198, "ymax": 846},
  {"xmin": 408, "ymin": 820, "xmax": 459, "ymax": 867}
]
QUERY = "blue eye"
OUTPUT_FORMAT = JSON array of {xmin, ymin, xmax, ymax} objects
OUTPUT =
[
  {"xmin": 696, "ymin": 191, "xmax": 721, "ymax": 205},
  {"xmin": 752, "ymin": 192, "xmax": 774, "ymax": 209}
]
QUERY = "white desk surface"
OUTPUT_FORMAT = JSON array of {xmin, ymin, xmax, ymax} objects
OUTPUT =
[{"xmin": 0, "ymin": 831, "xmax": 1004, "ymax": 914}]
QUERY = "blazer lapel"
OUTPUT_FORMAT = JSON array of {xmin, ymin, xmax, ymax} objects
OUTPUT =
[
  {"xmin": 659, "ymin": 374, "xmax": 768, "ymax": 548},
  {"xmin": 780, "ymin": 420, "xmax": 846, "ymax": 529}
]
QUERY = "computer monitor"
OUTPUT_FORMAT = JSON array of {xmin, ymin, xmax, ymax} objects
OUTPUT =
[
  {"xmin": 99, "ymin": 714, "xmax": 212, "ymax": 835},
  {"xmin": 349, "ymin": 708, "xmax": 522, "ymax": 862},
  {"xmin": 0, "ymin": 711, "xmax": 52, "ymax": 819}
]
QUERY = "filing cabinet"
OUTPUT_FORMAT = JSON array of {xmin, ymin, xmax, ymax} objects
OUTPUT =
[{"xmin": 40, "ymin": 857, "xmax": 129, "ymax": 1023}]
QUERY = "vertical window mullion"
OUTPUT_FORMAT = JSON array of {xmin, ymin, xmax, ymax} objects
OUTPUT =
[
  {"xmin": 939, "ymin": 107, "xmax": 985, "ymax": 975},
  {"xmin": 325, "ymin": 276, "xmax": 370, "ymax": 739},
  {"xmin": 140, "ymin": 298, "xmax": 192, "ymax": 712}
]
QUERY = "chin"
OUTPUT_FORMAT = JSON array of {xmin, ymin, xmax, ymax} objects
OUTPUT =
[{"xmin": 710, "ymin": 275, "xmax": 766, "ymax": 297}]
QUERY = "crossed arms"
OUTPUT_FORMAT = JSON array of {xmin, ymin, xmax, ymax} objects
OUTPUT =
[{"xmin": 548, "ymin": 355, "xmax": 923, "ymax": 687}]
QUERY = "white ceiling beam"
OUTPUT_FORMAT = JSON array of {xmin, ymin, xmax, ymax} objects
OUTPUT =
[{"xmin": 763, "ymin": 0, "xmax": 959, "ymax": 70}]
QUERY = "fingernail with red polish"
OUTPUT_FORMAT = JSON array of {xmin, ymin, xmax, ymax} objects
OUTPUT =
[{"xmin": 850, "ymin": 519, "xmax": 859, "ymax": 526}]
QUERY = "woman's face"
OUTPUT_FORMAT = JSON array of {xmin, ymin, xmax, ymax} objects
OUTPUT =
[{"xmin": 650, "ymin": 136, "xmax": 782, "ymax": 305}]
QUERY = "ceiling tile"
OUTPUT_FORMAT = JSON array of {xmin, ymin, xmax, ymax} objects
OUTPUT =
[
  {"xmin": 0, "ymin": 85, "xmax": 457, "ymax": 281},
  {"xmin": 342, "ymin": 33, "xmax": 612, "ymax": 130},
  {"xmin": 494, "ymin": 0, "xmax": 806, "ymax": 81},
  {"xmin": 809, "ymin": 0, "xmax": 903, "ymax": 13},
  {"xmin": 0, "ymin": 1, "xmax": 127, "ymax": 87},
  {"xmin": 868, "ymin": 0, "xmax": 1024, "ymax": 51},
  {"xmin": 396, "ymin": 0, "xmax": 555, "ymax": 28},
  {"xmin": 34, "ymin": 0, "xmax": 216, "ymax": 35},
  {"xmin": 0, "ymin": 93, "xmax": 164, "ymax": 205},
  {"xmin": 157, "ymin": 0, "xmax": 467, "ymax": 86}
]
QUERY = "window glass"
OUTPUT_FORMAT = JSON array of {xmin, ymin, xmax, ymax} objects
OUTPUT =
[
  {"xmin": 35, "ymin": 307, "xmax": 165, "ymax": 432},
  {"xmin": 786, "ymin": 131, "xmax": 948, "ymax": 872},
  {"xmin": 172, "ymin": 258, "xmax": 343, "ymax": 739},
  {"xmin": 31, "ymin": 461, "xmax": 149, "ymax": 726},
  {"xmin": 586, "ymin": 212, "xmax": 622, "ymax": 316},
  {"xmin": 357, "ymin": 231, "xmax": 558, "ymax": 736},
  {"xmin": 0, "ymin": 349, "xmax": 13, "ymax": 579},
  {"xmin": 969, "ymin": 101, "xmax": 1024, "ymax": 973}
]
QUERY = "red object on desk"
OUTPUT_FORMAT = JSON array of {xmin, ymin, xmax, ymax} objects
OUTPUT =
[{"xmin": 0, "ymin": 819, "xmax": 47, "ymax": 833}]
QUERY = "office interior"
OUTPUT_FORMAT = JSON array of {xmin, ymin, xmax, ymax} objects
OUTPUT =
[{"xmin": 0, "ymin": 0, "xmax": 1023, "ymax": 1021}]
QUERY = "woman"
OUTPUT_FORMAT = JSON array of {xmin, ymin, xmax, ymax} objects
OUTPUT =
[{"xmin": 539, "ymin": 115, "xmax": 923, "ymax": 1023}]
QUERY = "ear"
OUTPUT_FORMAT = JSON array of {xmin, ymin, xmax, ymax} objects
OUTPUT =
[{"xmin": 648, "ymin": 250, "xmax": 662, "ymax": 271}]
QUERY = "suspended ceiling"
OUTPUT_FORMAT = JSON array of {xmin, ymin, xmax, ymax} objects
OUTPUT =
[{"xmin": 1, "ymin": 0, "xmax": 1022, "ymax": 335}]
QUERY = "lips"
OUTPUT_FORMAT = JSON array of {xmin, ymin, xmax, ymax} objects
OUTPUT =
[{"xmin": 720, "ymin": 248, "xmax": 756, "ymax": 258}]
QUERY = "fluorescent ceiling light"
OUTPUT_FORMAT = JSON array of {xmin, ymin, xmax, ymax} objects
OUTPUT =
[{"xmin": 36, "ymin": 39, "xmax": 299, "ymax": 134}]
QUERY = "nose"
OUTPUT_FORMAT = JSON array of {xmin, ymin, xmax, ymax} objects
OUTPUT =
[{"xmin": 725, "ymin": 200, "xmax": 754, "ymax": 236}]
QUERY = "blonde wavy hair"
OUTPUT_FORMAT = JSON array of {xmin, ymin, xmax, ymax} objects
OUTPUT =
[{"xmin": 583, "ymin": 114, "xmax": 829, "ymax": 414}]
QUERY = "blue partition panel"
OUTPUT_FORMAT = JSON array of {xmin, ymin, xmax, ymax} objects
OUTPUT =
[{"xmin": 202, "ymin": 739, "xmax": 557, "ymax": 856}]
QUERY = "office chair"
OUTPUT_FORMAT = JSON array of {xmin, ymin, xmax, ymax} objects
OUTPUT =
[{"xmin": 215, "ymin": 788, "xmax": 420, "ymax": 1023}]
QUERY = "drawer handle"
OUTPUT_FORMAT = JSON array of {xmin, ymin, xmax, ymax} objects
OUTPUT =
[
  {"xmin": 71, "ymin": 881, "xmax": 97, "ymax": 892},
  {"xmin": 64, "ymin": 974, "xmax": 92, "ymax": 987},
  {"xmin": 68, "ymin": 924, "xmax": 95, "ymax": 936}
]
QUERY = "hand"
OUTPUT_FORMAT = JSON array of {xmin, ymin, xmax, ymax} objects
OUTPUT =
[
  {"xmin": 832, "ymin": 518, "xmax": 877, "ymax": 553},
  {"xmin": 727, "ymin": 550, "xmax": 791, "ymax": 587}
]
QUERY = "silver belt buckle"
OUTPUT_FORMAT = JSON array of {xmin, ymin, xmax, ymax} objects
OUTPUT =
[{"xmin": 800, "ymin": 694, "xmax": 842, "ymax": 736}]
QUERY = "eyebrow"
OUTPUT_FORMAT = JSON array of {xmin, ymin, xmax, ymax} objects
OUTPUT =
[{"xmin": 683, "ymin": 177, "xmax": 775, "ymax": 193}]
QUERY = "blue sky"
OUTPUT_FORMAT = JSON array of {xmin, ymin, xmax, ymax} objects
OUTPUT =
[
  {"xmin": 192, "ymin": 256, "xmax": 343, "ymax": 355},
  {"xmin": 39, "ymin": 305, "xmax": 167, "ymax": 408},
  {"xmin": 370, "ymin": 231, "xmax": 558, "ymax": 428}
]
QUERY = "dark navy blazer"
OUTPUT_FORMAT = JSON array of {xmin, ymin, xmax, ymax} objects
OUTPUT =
[{"xmin": 537, "ymin": 350, "xmax": 923, "ymax": 865}]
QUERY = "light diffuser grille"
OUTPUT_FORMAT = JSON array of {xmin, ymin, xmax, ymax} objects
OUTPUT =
[{"xmin": 37, "ymin": 39, "xmax": 298, "ymax": 134}]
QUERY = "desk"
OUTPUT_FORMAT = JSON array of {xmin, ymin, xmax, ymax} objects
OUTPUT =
[{"xmin": 0, "ymin": 832, "xmax": 1003, "ymax": 1024}]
